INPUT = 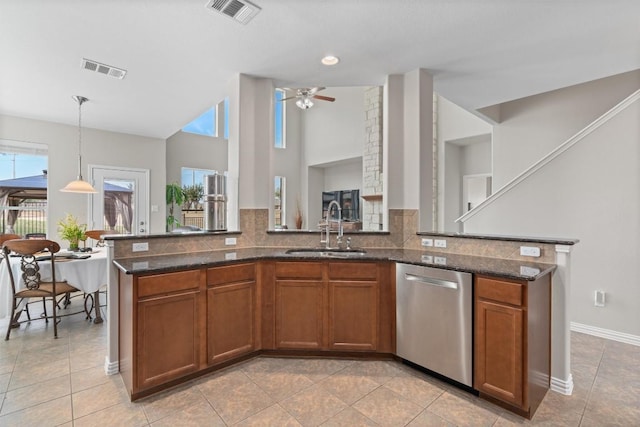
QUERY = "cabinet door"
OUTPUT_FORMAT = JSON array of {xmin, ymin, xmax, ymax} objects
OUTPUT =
[
  {"xmin": 474, "ymin": 299, "xmax": 524, "ymax": 407},
  {"xmin": 328, "ymin": 281, "xmax": 378, "ymax": 351},
  {"xmin": 136, "ymin": 291, "xmax": 200, "ymax": 390},
  {"xmin": 207, "ymin": 281, "xmax": 256, "ymax": 364},
  {"xmin": 275, "ymin": 280, "xmax": 324, "ymax": 349}
]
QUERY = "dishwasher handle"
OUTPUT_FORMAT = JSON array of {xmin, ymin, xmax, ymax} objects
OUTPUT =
[{"xmin": 404, "ymin": 273, "xmax": 459, "ymax": 290}]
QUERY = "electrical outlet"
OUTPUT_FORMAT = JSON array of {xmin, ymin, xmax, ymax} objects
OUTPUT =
[
  {"xmin": 520, "ymin": 246, "xmax": 541, "ymax": 257},
  {"xmin": 421, "ymin": 255, "xmax": 433, "ymax": 263},
  {"xmin": 421, "ymin": 238, "xmax": 433, "ymax": 247},
  {"xmin": 225, "ymin": 237, "xmax": 237, "ymax": 246},
  {"xmin": 225, "ymin": 252, "xmax": 237, "ymax": 260},
  {"xmin": 434, "ymin": 256, "xmax": 447, "ymax": 265},
  {"xmin": 434, "ymin": 239, "xmax": 447, "ymax": 248},
  {"xmin": 594, "ymin": 290, "xmax": 606, "ymax": 307},
  {"xmin": 132, "ymin": 242, "xmax": 148, "ymax": 252}
]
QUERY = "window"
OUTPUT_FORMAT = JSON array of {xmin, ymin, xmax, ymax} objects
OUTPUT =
[
  {"xmin": 181, "ymin": 167, "xmax": 217, "ymax": 187},
  {"xmin": 224, "ymin": 97, "xmax": 229, "ymax": 140},
  {"xmin": 182, "ymin": 106, "xmax": 217, "ymax": 137},
  {"xmin": 274, "ymin": 176, "xmax": 285, "ymax": 228},
  {"xmin": 274, "ymin": 89, "xmax": 286, "ymax": 148},
  {"xmin": 0, "ymin": 140, "xmax": 48, "ymax": 236}
]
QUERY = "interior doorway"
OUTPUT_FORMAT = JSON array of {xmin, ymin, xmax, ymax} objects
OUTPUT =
[
  {"xmin": 88, "ymin": 165, "xmax": 149, "ymax": 234},
  {"xmin": 462, "ymin": 174, "xmax": 492, "ymax": 213}
]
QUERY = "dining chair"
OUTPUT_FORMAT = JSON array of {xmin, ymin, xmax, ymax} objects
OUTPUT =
[
  {"xmin": 82, "ymin": 229, "xmax": 108, "ymax": 322},
  {"xmin": 84, "ymin": 229, "xmax": 107, "ymax": 247},
  {"xmin": 0, "ymin": 234, "xmax": 22, "ymax": 245},
  {"xmin": 2, "ymin": 239, "xmax": 82, "ymax": 340},
  {"xmin": 25, "ymin": 233, "xmax": 47, "ymax": 240}
]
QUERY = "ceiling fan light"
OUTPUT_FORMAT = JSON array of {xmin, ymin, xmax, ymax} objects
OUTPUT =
[
  {"xmin": 296, "ymin": 97, "xmax": 314, "ymax": 109},
  {"xmin": 321, "ymin": 55, "xmax": 339, "ymax": 66}
]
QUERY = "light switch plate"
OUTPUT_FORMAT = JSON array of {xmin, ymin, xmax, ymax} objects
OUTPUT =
[
  {"xmin": 520, "ymin": 246, "xmax": 540, "ymax": 257},
  {"xmin": 225, "ymin": 237, "xmax": 237, "ymax": 246},
  {"xmin": 132, "ymin": 242, "xmax": 148, "ymax": 252}
]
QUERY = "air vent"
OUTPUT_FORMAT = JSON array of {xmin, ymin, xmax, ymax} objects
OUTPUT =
[
  {"xmin": 205, "ymin": 0, "xmax": 261, "ymax": 25},
  {"xmin": 81, "ymin": 58, "xmax": 127, "ymax": 80}
]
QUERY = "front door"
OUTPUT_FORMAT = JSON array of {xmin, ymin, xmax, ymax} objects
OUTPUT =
[{"xmin": 89, "ymin": 165, "xmax": 149, "ymax": 234}]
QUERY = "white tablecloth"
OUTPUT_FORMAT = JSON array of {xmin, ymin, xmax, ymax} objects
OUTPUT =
[{"xmin": 0, "ymin": 249, "xmax": 108, "ymax": 318}]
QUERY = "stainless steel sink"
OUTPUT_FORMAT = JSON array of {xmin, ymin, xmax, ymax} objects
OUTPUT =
[{"xmin": 285, "ymin": 248, "xmax": 367, "ymax": 258}]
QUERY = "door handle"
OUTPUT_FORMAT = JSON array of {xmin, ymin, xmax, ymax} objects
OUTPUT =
[{"xmin": 404, "ymin": 273, "xmax": 458, "ymax": 290}]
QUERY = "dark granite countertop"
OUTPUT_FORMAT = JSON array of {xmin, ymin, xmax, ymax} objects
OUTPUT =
[
  {"xmin": 113, "ymin": 247, "xmax": 556, "ymax": 281},
  {"xmin": 416, "ymin": 232, "xmax": 578, "ymax": 245}
]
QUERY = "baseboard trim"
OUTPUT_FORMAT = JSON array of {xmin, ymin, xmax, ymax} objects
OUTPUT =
[
  {"xmin": 104, "ymin": 357, "xmax": 119, "ymax": 376},
  {"xmin": 551, "ymin": 373, "xmax": 574, "ymax": 395},
  {"xmin": 571, "ymin": 322, "xmax": 640, "ymax": 346}
]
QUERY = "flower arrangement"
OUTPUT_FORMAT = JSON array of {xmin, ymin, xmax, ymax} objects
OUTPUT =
[{"xmin": 57, "ymin": 213, "xmax": 87, "ymax": 250}]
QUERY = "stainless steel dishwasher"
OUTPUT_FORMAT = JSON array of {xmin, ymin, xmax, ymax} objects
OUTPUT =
[{"xmin": 396, "ymin": 263, "xmax": 473, "ymax": 387}]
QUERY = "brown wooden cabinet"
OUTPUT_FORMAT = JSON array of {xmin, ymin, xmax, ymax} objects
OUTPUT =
[
  {"xmin": 272, "ymin": 261, "xmax": 387, "ymax": 352},
  {"xmin": 207, "ymin": 263, "xmax": 257, "ymax": 364},
  {"xmin": 328, "ymin": 262, "xmax": 379, "ymax": 351},
  {"xmin": 274, "ymin": 262, "xmax": 324, "ymax": 349},
  {"xmin": 474, "ymin": 273, "xmax": 551, "ymax": 419},
  {"xmin": 119, "ymin": 259, "xmax": 394, "ymax": 400},
  {"xmin": 122, "ymin": 269, "xmax": 204, "ymax": 395}
]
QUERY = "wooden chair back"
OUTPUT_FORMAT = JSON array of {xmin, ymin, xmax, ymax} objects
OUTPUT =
[
  {"xmin": 84, "ymin": 230, "xmax": 107, "ymax": 247},
  {"xmin": 2, "ymin": 239, "xmax": 61, "ymax": 293},
  {"xmin": 0, "ymin": 234, "xmax": 21, "ymax": 246}
]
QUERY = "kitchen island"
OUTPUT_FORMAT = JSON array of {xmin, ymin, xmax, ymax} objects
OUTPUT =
[{"xmin": 111, "ymin": 239, "xmax": 569, "ymax": 418}]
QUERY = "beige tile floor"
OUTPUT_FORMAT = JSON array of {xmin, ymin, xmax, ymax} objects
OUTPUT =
[{"xmin": 0, "ymin": 306, "xmax": 638, "ymax": 426}]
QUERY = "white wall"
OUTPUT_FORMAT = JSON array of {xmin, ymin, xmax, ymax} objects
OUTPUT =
[
  {"xmin": 436, "ymin": 95, "xmax": 493, "ymax": 231},
  {"xmin": 303, "ymin": 87, "xmax": 364, "ymax": 167},
  {"xmin": 491, "ymin": 69, "xmax": 640, "ymax": 188},
  {"xmin": 323, "ymin": 158, "xmax": 362, "ymax": 191},
  {"xmin": 0, "ymin": 114, "xmax": 166, "ymax": 237},
  {"xmin": 464, "ymin": 72, "xmax": 640, "ymax": 337},
  {"xmin": 165, "ymin": 129, "xmax": 228, "ymax": 185}
]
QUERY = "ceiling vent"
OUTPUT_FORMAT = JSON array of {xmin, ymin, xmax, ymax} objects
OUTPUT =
[
  {"xmin": 205, "ymin": 0, "xmax": 261, "ymax": 25},
  {"xmin": 81, "ymin": 58, "xmax": 127, "ymax": 80}
]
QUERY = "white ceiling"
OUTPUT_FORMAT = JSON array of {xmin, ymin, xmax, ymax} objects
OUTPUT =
[{"xmin": 1, "ymin": 0, "xmax": 639, "ymax": 139}]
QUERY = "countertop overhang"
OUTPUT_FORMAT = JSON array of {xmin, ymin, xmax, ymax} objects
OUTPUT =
[{"xmin": 113, "ymin": 247, "xmax": 556, "ymax": 281}]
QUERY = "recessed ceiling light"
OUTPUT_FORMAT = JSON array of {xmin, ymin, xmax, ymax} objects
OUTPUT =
[{"xmin": 321, "ymin": 55, "xmax": 340, "ymax": 66}]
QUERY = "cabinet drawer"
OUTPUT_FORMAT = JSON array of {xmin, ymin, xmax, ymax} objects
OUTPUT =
[
  {"xmin": 476, "ymin": 275, "xmax": 524, "ymax": 306},
  {"xmin": 137, "ymin": 270, "xmax": 201, "ymax": 298},
  {"xmin": 207, "ymin": 263, "xmax": 255, "ymax": 286},
  {"xmin": 329, "ymin": 262, "xmax": 377, "ymax": 280},
  {"xmin": 275, "ymin": 262, "xmax": 323, "ymax": 279}
]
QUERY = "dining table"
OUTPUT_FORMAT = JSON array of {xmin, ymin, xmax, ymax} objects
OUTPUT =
[{"xmin": 0, "ymin": 248, "xmax": 108, "ymax": 323}]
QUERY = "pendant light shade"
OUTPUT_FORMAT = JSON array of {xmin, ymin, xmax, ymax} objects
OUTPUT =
[{"xmin": 61, "ymin": 95, "xmax": 97, "ymax": 193}]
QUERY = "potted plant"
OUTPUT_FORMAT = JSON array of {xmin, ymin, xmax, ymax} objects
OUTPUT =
[
  {"xmin": 166, "ymin": 182, "xmax": 185, "ymax": 231},
  {"xmin": 183, "ymin": 183, "xmax": 204, "ymax": 210},
  {"xmin": 57, "ymin": 213, "xmax": 87, "ymax": 251}
]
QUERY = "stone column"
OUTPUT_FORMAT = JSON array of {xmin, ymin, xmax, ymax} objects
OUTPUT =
[{"xmin": 363, "ymin": 86, "xmax": 383, "ymax": 230}]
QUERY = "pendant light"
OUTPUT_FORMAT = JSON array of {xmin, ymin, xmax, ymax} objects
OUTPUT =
[{"xmin": 60, "ymin": 95, "xmax": 97, "ymax": 193}]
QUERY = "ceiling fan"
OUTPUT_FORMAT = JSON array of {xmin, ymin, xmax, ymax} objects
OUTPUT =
[{"xmin": 280, "ymin": 87, "xmax": 336, "ymax": 109}]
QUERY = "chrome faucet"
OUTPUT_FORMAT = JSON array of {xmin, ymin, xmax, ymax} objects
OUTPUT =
[{"xmin": 320, "ymin": 200, "xmax": 343, "ymax": 249}]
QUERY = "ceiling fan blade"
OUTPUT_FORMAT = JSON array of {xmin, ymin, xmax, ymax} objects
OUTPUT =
[
  {"xmin": 313, "ymin": 95, "xmax": 335, "ymax": 102},
  {"xmin": 279, "ymin": 96, "xmax": 298, "ymax": 101},
  {"xmin": 308, "ymin": 87, "xmax": 325, "ymax": 95}
]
